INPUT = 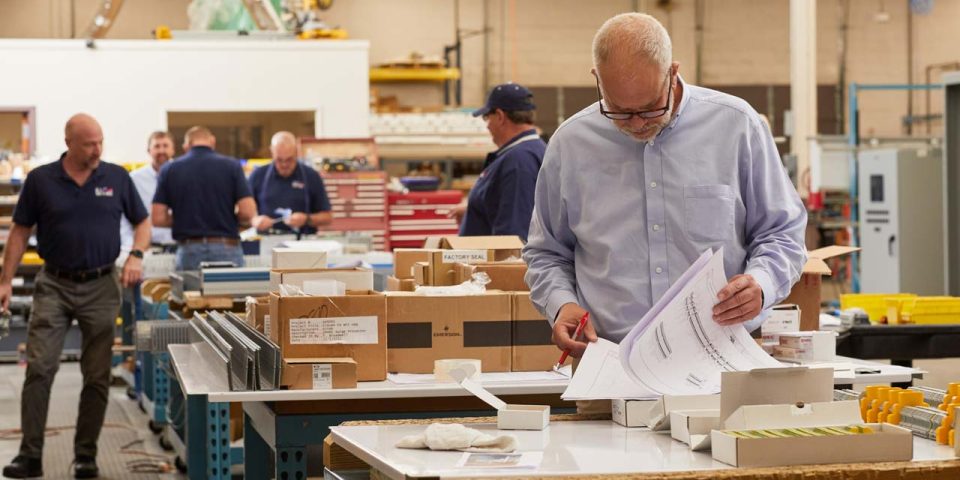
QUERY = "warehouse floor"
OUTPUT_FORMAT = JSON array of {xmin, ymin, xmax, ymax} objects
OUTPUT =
[
  {"xmin": 0, "ymin": 357, "xmax": 957, "ymax": 479},
  {"xmin": 0, "ymin": 362, "xmax": 184, "ymax": 479}
]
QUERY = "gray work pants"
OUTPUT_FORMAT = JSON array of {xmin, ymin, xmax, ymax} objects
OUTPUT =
[{"xmin": 19, "ymin": 269, "xmax": 121, "ymax": 459}]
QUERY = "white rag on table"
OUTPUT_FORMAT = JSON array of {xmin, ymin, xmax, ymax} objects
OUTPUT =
[{"xmin": 395, "ymin": 423, "xmax": 517, "ymax": 453}]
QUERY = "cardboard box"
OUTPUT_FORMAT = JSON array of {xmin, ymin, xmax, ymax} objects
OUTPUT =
[
  {"xmin": 453, "ymin": 371, "xmax": 550, "ymax": 431},
  {"xmin": 269, "ymin": 268, "xmax": 374, "ymax": 293},
  {"xmin": 780, "ymin": 246, "xmax": 859, "ymax": 331},
  {"xmin": 611, "ymin": 398, "xmax": 657, "ymax": 428},
  {"xmin": 670, "ymin": 409, "xmax": 720, "ymax": 451},
  {"xmin": 773, "ymin": 331, "xmax": 837, "ymax": 362},
  {"xmin": 272, "ymin": 247, "xmax": 328, "ymax": 269},
  {"xmin": 269, "ymin": 291, "xmax": 387, "ymax": 381},
  {"xmin": 711, "ymin": 402, "xmax": 913, "ymax": 467},
  {"xmin": 455, "ymin": 262, "xmax": 529, "ymax": 291},
  {"xmin": 393, "ymin": 249, "xmax": 436, "ymax": 279},
  {"xmin": 386, "ymin": 292, "xmax": 512, "ymax": 373},
  {"xmin": 434, "ymin": 236, "xmax": 524, "ymax": 261},
  {"xmin": 385, "ymin": 276, "xmax": 417, "ymax": 292},
  {"xmin": 761, "ymin": 304, "xmax": 800, "ymax": 345},
  {"xmin": 511, "ymin": 292, "xmax": 566, "ymax": 371},
  {"xmin": 426, "ymin": 250, "xmax": 492, "ymax": 286},
  {"xmin": 245, "ymin": 296, "xmax": 270, "ymax": 333},
  {"xmin": 281, "ymin": 358, "xmax": 357, "ymax": 389},
  {"xmin": 718, "ymin": 367, "xmax": 834, "ymax": 423},
  {"xmin": 412, "ymin": 262, "xmax": 429, "ymax": 285}
]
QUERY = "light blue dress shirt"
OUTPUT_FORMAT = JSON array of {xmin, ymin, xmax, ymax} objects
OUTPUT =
[
  {"xmin": 120, "ymin": 164, "xmax": 174, "ymax": 251},
  {"xmin": 523, "ymin": 79, "xmax": 808, "ymax": 342}
]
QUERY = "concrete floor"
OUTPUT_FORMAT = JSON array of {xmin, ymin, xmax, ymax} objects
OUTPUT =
[{"xmin": 0, "ymin": 362, "xmax": 184, "ymax": 479}]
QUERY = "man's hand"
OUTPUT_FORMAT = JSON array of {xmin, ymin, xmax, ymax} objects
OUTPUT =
[
  {"xmin": 121, "ymin": 256, "xmax": 143, "ymax": 288},
  {"xmin": 253, "ymin": 215, "xmax": 274, "ymax": 231},
  {"xmin": 0, "ymin": 283, "xmax": 11, "ymax": 311},
  {"xmin": 446, "ymin": 201, "xmax": 468, "ymax": 223},
  {"xmin": 285, "ymin": 212, "xmax": 308, "ymax": 228},
  {"xmin": 552, "ymin": 302, "xmax": 597, "ymax": 359},
  {"xmin": 713, "ymin": 274, "xmax": 763, "ymax": 326}
]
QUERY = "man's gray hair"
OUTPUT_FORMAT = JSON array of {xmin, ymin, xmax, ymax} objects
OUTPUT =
[{"xmin": 592, "ymin": 13, "xmax": 672, "ymax": 73}]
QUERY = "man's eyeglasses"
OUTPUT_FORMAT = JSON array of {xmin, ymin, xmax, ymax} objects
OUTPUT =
[{"xmin": 596, "ymin": 73, "xmax": 673, "ymax": 120}]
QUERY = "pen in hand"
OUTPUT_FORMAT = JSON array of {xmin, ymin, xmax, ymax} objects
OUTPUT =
[{"xmin": 555, "ymin": 312, "xmax": 590, "ymax": 370}]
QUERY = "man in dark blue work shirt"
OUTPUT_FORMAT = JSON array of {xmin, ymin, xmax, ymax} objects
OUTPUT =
[
  {"xmin": 455, "ymin": 83, "xmax": 546, "ymax": 241},
  {"xmin": 152, "ymin": 126, "xmax": 256, "ymax": 270},
  {"xmin": 249, "ymin": 131, "xmax": 332, "ymax": 237},
  {"xmin": 0, "ymin": 114, "xmax": 150, "ymax": 479}
]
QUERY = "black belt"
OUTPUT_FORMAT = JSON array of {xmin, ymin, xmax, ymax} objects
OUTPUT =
[
  {"xmin": 45, "ymin": 265, "xmax": 114, "ymax": 283},
  {"xmin": 180, "ymin": 237, "xmax": 239, "ymax": 246}
]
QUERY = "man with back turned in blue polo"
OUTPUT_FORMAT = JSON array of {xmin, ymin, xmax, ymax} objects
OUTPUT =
[
  {"xmin": 451, "ymin": 83, "xmax": 546, "ymax": 242},
  {"xmin": 152, "ymin": 126, "xmax": 256, "ymax": 270}
]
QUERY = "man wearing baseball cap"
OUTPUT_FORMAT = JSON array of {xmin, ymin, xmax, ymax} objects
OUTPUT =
[{"xmin": 453, "ymin": 83, "xmax": 546, "ymax": 241}]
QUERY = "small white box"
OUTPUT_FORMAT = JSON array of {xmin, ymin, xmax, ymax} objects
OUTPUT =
[
  {"xmin": 670, "ymin": 409, "xmax": 720, "ymax": 451},
  {"xmin": 774, "ymin": 331, "xmax": 836, "ymax": 362},
  {"xmin": 611, "ymin": 399, "xmax": 655, "ymax": 428},
  {"xmin": 269, "ymin": 268, "xmax": 373, "ymax": 292},
  {"xmin": 272, "ymin": 248, "xmax": 328, "ymax": 269},
  {"xmin": 497, "ymin": 404, "xmax": 550, "ymax": 431},
  {"xmin": 614, "ymin": 394, "xmax": 719, "ymax": 430}
]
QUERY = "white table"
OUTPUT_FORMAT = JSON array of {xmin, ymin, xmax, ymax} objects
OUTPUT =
[{"xmin": 329, "ymin": 420, "xmax": 958, "ymax": 479}]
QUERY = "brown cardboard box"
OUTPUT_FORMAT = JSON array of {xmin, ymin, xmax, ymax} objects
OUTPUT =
[
  {"xmin": 281, "ymin": 358, "xmax": 358, "ymax": 389},
  {"xmin": 385, "ymin": 276, "xmax": 417, "ymax": 292},
  {"xmin": 426, "ymin": 250, "xmax": 493, "ymax": 286},
  {"xmin": 413, "ymin": 262, "xmax": 429, "ymax": 285},
  {"xmin": 437, "ymin": 236, "xmax": 524, "ymax": 261},
  {"xmin": 269, "ymin": 291, "xmax": 387, "ymax": 381},
  {"xmin": 780, "ymin": 246, "xmax": 859, "ymax": 331},
  {"xmin": 511, "ymin": 292, "xmax": 566, "ymax": 371},
  {"xmin": 456, "ymin": 262, "xmax": 529, "ymax": 291},
  {"xmin": 245, "ymin": 296, "xmax": 270, "ymax": 333},
  {"xmin": 386, "ymin": 292, "xmax": 512, "ymax": 373},
  {"xmin": 393, "ymin": 249, "xmax": 436, "ymax": 280}
]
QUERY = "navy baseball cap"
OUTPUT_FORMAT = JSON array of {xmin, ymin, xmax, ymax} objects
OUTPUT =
[{"xmin": 472, "ymin": 83, "xmax": 536, "ymax": 117}]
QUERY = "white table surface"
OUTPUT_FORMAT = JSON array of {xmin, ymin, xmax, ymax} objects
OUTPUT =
[
  {"xmin": 167, "ymin": 345, "xmax": 923, "ymax": 402},
  {"xmin": 329, "ymin": 420, "xmax": 957, "ymax": 479}
]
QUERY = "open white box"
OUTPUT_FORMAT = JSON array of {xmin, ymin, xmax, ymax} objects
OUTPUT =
[
  {"xmin": 711, "ymin": 401, "xmax": 913, "ymax": 467},
  {"xmin": 612, "ymin": 394, "xmax": 719, "ymax": 430},
  {"xmin": 670, "ymin": 409, "xmax": 719, "ymax": 451},
  {"xmin": 450, "ymin": 366, "xmax": 550, "ymax": 431},
  {"xmin": 710, "ymin": 367, "xmax": 913, "ymax": 467}
]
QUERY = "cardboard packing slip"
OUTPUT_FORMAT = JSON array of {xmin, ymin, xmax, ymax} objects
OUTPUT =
[
  {"xmin": 612, "ymin": 394, "xmax": 720, "ymax": 429},
  {"xmin": 511, "ymin": 292, "xmax": 567, "ymax": 372},
  {"xmin": 393, "ymin": 249, "xmax": 436, "ymax": 280},
  {"xmin": 455, "ymin": 262, "xmax": 529, "ymax": 292},
  {"xmin": 268, "ymin": 291, "xmax": 387, "ymax": 381},
  {"xmin": 269, "ymin": 268, "xmax": 374, "ymax": 293},
  {"xmin": 670, "ymin": 409, "xmax": 720, "ymax": 451},
  {"xmin": 385, "ymin": 292, "xmax": 512, "ymax": 373},
  {"xmin": 711, "ymin": 401, "xmax": 913, "ymax": 467},
  {"xmin": 281, "ymin": 357, "xmax": 357, "ymax": 390},
  {"xmin": 272, "ymin": 247, "xmax": 328, "ymax": 269},
  {"xmin": 450, "ymin": 367, "xmax": 550, "ymax": 431},
  {"xmin": 779, "ymin": 245, "xmax": 859, "ymax": 331},
  {"xmin": 385, "ymin": 276, "xmax": 417, "ymax": 292}
]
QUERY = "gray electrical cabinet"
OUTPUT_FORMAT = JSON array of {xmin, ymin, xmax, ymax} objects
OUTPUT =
[{"xmin": 858, "ymin": 147, "xmax": 945, "ymax": 295}]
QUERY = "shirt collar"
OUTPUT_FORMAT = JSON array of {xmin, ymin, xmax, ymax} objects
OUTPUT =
[
  {"xmin": 665, "ymin": 74, "xmax": 691, "ymax": 131},
  {"xmin": 494, "ymin": 128, "xmax": 539, "ymax": 155},
  {"xmin": 56, "ymin": 153, "xmax": 105, "ymax": 182}
]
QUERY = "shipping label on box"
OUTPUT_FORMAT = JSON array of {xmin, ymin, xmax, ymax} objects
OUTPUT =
[
  {"xmin": 281, "ymin": 357, "xmax": 358, "ymax": 390},
  {"xmin": 269, "ymin": 292, "xmax": 387, "ymax": 381},
  {"xmin": 511, "ymin": 292, "xmax": 564, "ymax": 371},
  {"xmin": 386, "ymin": 292, "xmax": 512, "ymax": 373}
]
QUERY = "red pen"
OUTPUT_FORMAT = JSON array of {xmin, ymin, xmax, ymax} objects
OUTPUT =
[{"xmin": 555, "ymin": 312, "xmax": 590, "ymax": 369}]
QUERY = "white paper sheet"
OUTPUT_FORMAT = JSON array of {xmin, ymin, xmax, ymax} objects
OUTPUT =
[
  {"xmin": 620, "ymin": 248, "xmax": 782, "ymax": 395},
  {"xmin": 561, "ymin": 338, "xmax": 657, "ymax": 400},
  {"xmin": 454, "ymin": 452, "xmax": 543, "ymax": 469}
]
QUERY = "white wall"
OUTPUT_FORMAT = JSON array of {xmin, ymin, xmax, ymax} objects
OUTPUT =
[{"xmin": 0, "ymin": 39, "xmax": 370, "ymax": 162}]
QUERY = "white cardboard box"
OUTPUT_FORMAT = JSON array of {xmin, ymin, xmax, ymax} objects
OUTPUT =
[
  {"xmin": 718, "ymin": 367, "xmax": 834, "ymax": 423},
  {"xmin": 497, "ymin": 405, "xmax": 550, "ymax": 431},
  {"xmin": 711, "ymin": 401, "xmax": 913, "ymax": 467},
  {"xmin": 272, "ymin": 248, "xmax": 328, "ymax": 269},
  {"xmin": 773, "ymin": 331, "xmax": 836, "ymax": 362},
  {"xmin": 761, "ymin": 304, "xmax": 801, "ymax": 344},
  {"xmin": 670, "ymin": 409, "xmax": 720, "ymax": 451},
  {"xmin": 612, "ymin": 395, "xmax": 719, "ymax": 430},
  {"xmin": 269, "ymin": 268, "xmax": 373, "ymax": 292}
]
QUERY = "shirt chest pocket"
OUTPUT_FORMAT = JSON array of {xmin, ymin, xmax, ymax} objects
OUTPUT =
[{"xmin": 683, "ymin": 184, "xmax": 735, "ymax": 243}]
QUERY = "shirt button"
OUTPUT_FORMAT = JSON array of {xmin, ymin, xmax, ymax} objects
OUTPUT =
[
  {"xmin": 652, "ymin": 224, "xmax": 660, "ymax": 232},
  {"xmin": 650, "ymin": 181, "xmax": 658, "ymax": 188},
  {"xmin": 655, "ymin": 267, "xmax": 663, "ymax": 274}
]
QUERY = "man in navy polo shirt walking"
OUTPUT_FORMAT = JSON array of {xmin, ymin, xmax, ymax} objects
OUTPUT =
[
  {"xmin": 0, "ymin": 114, "xmax": 150, "ymax": 479},
  {"xmin": 453, "ymin": 83, "xmax": 546, "ymax": 241},
  {"xmin": 152, "ymin": 126, "xmax": 256, "ymax": 270},
  {"xmin": 249, "ymin": 131, "xmax": 332, "ymax": 237}
]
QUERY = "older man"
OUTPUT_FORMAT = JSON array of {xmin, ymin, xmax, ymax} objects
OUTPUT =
[
  {"xmin": 1, "ymin": 114, "xmax": 150, "ymax": 479},
  {"xmin": 153, "ymin": 126, "xmax": 255, "ymax": 270},
  {"xmin": 249, "ymin": 131, "xmax": 332, "ymax": 236},
  {"xmin": 523, "ymin": 13, "xmax": 807, "ymax": 359}
]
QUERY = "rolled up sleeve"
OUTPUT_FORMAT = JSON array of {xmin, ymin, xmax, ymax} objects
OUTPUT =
[{"xmin": 522, "ymin": 142, "xmax": 579, "ymax": 323}]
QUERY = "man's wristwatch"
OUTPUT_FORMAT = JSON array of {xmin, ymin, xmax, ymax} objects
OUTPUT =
[{"xmin": 130, "ymin": 249, "xmax": 144, "ymax": 259}]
